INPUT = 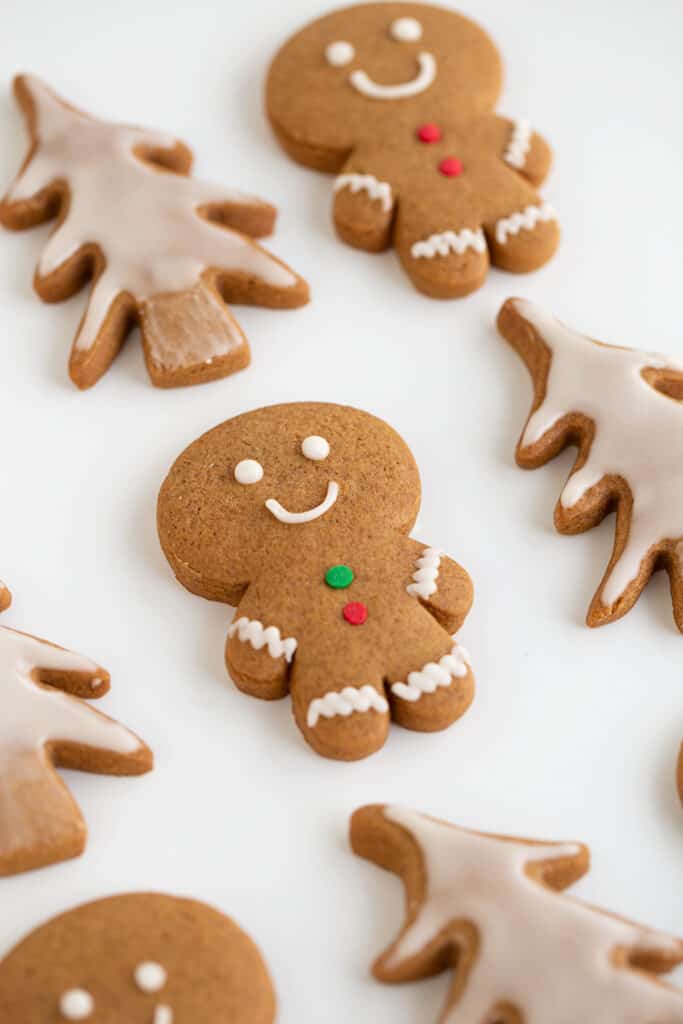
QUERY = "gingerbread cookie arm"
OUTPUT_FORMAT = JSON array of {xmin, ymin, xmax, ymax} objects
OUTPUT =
[
  {"xmin": 483, "ymin": 115, "xmax": 553, "ymax": 187},
  {"xmin": 332, "ymin": 152, "xmax": 397, "ymax": 253},
  {"xmin": 404, "ymin": 541, "xmax": 473, "ymax": 634},
  {"xmin": 225, "ymin": 594, "xmax": 296, "ymax": 701},
  {"xmin": 0, "ymin": 627, "xmax": 152, "ymax": 876}
]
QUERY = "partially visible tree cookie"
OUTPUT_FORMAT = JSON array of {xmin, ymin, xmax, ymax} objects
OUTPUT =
[
  {"xmin": 0, "ymin": 892, "xmax": 276, "ymax": 1023},
  {"xmin": 0, "ymin": 74, "xmax": 309, "ymax": 389},
  {"xmin": 158, "ymin": 401, "xmax": 475, "ymax": 761},
  {"xmin": 266, "ymin": 3, "xmax": 559, "ymax": 298},
  {"xmin": 498, "ymin": 297, "xmax": 683, "ymax": 631},
  {"xmin": 0, "ymin": 594, "xmax": 152, "ymax": 876},
  {"xmin": 351, "ymin": 804, "xmax": 683, "ymax": 1019}
]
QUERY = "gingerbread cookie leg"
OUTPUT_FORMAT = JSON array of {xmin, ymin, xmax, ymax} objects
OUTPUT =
[
  {"xmin": 395, "ymin": 197, "xmax": 489, "ymax": 299},
  {"xmin": 483, "ymin": 183, "xmax": 559, "ymax": 275}
]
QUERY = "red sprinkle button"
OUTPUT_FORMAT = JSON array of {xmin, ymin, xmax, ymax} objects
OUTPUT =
[
  {"xmin": 417, "ymin": 122, "xmax": 441, "ymax": 143},
  {"xmin": 342, "ymin": 601, "xmax": 368, "ymax": 626},
  {"xmin": 439, "ymin": 156, "xmax": 463, "ymax": 177}
]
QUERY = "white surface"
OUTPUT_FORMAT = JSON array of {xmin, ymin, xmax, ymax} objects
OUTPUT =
[{"xmin": 0, "ymin": 0, "xmax": 681, "ymax": 1017}]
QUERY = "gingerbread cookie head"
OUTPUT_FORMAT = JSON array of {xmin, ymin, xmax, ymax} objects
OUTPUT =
[
  {"xmin": 158, "ymin": 402, "xmax": 421, "ymax": 605},
  {"xmin": 0, "ymin": 893, "xmax": 276, "ymax": 1023},
  {"xmin": 267, "ymin": 2, "xmax": 502, "ymax": 167}
]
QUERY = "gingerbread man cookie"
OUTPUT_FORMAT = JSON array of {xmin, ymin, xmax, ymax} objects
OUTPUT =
[
  {"xmin": 267, "ymin": 3, "xmax": 558, "ymax": 298},
  {"xmin": 498, "ymin": 298, "xmax": 683, "ymax": 631},
  {"xmin": 157, "ymin": 402, "xmax": 474, "ymax": 761},
  {"xmin": 0, "ymin": 74, "xmax": 309, "ymax": 389},
  {"xmin": 0, "ymin": 596, "xmax": 151, "ymax": 876},
  {"xmin": 351, "ymin": 804, "xmax": 683, "ymax": 1020},
  {"xmin": 0, "ymin": 892, "xmax": 276, "ymax": 1023}
]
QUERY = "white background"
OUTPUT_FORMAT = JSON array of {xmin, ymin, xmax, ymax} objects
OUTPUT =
[{"xmin": 0, "ymin": 0, "xmax": 682, "ymax": 1018}]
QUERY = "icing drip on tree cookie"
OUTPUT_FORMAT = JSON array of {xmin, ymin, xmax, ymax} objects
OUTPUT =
[
  {"xmin": 513, "ymin": 300, "xmax": 683, "ymax": 609},
  {"xmin": 380, "ymin": 807, "xmax": 683, "ymax": 1021}
]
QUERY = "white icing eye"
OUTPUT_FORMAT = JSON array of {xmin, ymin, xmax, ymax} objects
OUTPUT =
[
  {"xmin": 390, "ymin": 16, "xmax": 423, "ymax": 41},
  {"xmin": 302, "ymin": 435, "xmax": 330, "ymax": 461},
  {"xmin": 59, "ymin": 989, "xmax": 94, "ymax": 1021},
  {"xmin": 134, "ymin": 960, "xmax": 167, "ymax": 993},
  {"xmin": 234, "ymin": 459, "xmax": 263, "ymax": 485},
  {"xmin": 325, "ymin": 40, "xmax": 355, "ymax": 66}
]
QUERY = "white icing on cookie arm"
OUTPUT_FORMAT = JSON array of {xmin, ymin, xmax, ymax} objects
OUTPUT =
[
  {"xmin": 495, "ymin": 115, "xmax": 552, "ymax": 187},
  {"xmin": 226, "ymin": 610, "xmax": 297, "ymax": 699},
  {"xmin": 406, "ymin": 544, "xmax": 473, "ymax": 633}
]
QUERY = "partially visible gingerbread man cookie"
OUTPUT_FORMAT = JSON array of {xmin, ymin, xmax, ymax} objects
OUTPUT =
[
  {"xmin": 0, "ymin": 594, "xmax": 151, "ymax": 876},
  {"xmin": 0, "ymin": 892, "xmax": 276, "ymax": 1023},
  {"xmin": 498, "ymin": 298, "xmax": 683, "ymax": 630},
  {"xmin": 267, "ymin": 3, "xmax": 558, "ymax": 298},
  {"xmin": 351, "ymin": 804, "xmax": 683, "ymax": 1019},
  {"xmin": 158, "ymin": 402, "xmax": 474, "ymax": 760},
  {"xmin": 1, "ymin": 74, "xmax": 309, "ymax": 389}
]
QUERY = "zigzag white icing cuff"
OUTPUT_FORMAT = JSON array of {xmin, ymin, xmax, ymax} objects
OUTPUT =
[
  {"xmin": 495, "ymin": 202, "xmax": 557, "ymax": 245},
  {"xmin": 411, "ymin": 228, "xmax": 486, "ymax": 260},
  {"xmin": 333, "ymin": 173, "xmax": 393, "ymax": 212},
  {"xmin": 227, "ymin": 616, "xmax": 297, "ymax": 662},
  {"xmin": 307, "ymin": 685, "xmax": 389, "ymax": 728},
  {"xmin": 406, "ymin": 548, "xmax": 442, "ymax": 599},
  {"xmin": 504, "ymin": 118, "xmax": 532, "ymax": 169},
  {"xmin": 391, "ymin": 643, "xmax": 470, "ymax": 703}
]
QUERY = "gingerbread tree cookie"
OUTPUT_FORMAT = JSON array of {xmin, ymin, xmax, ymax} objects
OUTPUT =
[
  {"xmin": 498, "ymin": 298, "xmax": 683, "ymax": 630},
  {"xmin": 157, "ymin": 402, "xmax": 475, "ymax": 761},
  {"xmin": 267, "ymin": 3, "xmax": 558, "ymax": 298},
  {"xmin": 351, "ymin": 804, "xmax": 683, "ymax": 1021},
  {"xmin": 0, "ymin": 600, "xmax": 151, "ymax": 876},
  {"xmin": 0, "ymin": 74, "xmax": 309, "ymax": 389},
  {"xmin": 0, "ymin": 893, "xmax": 275, "ymax": 1023}
]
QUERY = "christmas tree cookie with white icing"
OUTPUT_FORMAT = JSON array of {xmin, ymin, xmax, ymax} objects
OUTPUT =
[
  {"xmin": 498, "ymin": 297, "xmax": 683, "ymax": 630},
  {"xmin": 0, "ymin": 893, "xmax": 275, "ymax": 1023},
  {"xmin": 157, "ymin": 402, "xmax": 475, "ymax": 761},
  {"xmin": 0, "ymin": 591, "xmax": 151, "ymax": 876},
  {"xmin": 351, "ymin": 804, "xmax": 683, "ymax": 1021},
  {"xmin": 0, "ymin": 74, "xmax": 309, "ymax": 389},
  {"xmin": 267, "ymin": 3, "xmax": 559, "ymax": 298}
]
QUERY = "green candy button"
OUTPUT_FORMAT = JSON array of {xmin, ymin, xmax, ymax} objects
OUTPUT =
[{"xmin": 325, "ymin": 564, "xmax": 354, "ymax": 589}]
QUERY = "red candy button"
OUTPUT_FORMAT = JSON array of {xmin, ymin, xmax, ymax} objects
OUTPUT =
[
  {"xmin": 342, "ymin": 601, "xmax": 368, "ymax": 626},
  {"xmin": 439, "ymin": 156, "xmax": 463, "ymax": 177},
  {"xmin": 417, "ymin": 122, "xmax": 441, "ymax": 143}
]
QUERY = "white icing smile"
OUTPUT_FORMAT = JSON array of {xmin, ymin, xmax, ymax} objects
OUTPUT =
[
  {"xmin": 265, "ymin": 481, "xmax": 339, "ymax": 524},
  {"xmin": 350, "ymin": 51, "xmax": 436, "ymax": 100}
]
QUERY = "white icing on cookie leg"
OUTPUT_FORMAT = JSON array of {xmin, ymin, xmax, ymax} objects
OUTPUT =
[
  {"xmin": 495, "ymin": 202, "xmax": 557, "ymax": 244},
  {"xmin": 406, "ymin": 547, "xmax": 442, "ymax": 599},
  {"xmin": 227, "ymin": 617, "xmax": 297, "ymax": 662},
  {"xmin": 510, "ymin": 300, "xmax": 683, "ymax": 608},
  {"xmin": 391, "ymin": 643, "xmax": 470, "ymax": 703},
  {"xmin": 333, "ymin": 174, "xmax": 393, "ymax": 213},
  {"xmin": 307, "ymin": 685, "xmax": 388, "ymax": 728},
  {"xmin": 411, "ymin": 228, "xmax": 486, "ymax": 260},
  {"xmin": 503, "ymin": 119, "xmax": 532, "ymax": 169}
]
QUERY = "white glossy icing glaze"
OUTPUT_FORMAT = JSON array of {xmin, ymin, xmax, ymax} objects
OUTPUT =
[
  {"xmin": 227, "ymin": 616, "xmax": 297, "ymax": 662},
  {"xmin": 134, "ymin": 961, "xmax": 167, "ymax": 993},
  {"xmin": 350, "ymin": 52, "xmax": 436, "ymax": 100},
  {"xmin": 59, "ymin": 988, "xmax": 94, "ymax": 1020},
  {"xmin": 301, "ymin": 435, "xmax": 330, "ymax": 461},
  {"xmin": 495, "ymin": 202, "xmax": 556, "ymax": 244},
  {"xmin": 411, "ymin": 228, "xmax": 486, "ymax": 260},
  {"xmin": 382, "ymin": 806, "xmax": 683, "ymax": 1021},
  {"xmin": 391, "ymin": 642, "xmax": 469, "ymax": 702},
  {"xmin": 513, "ymin": 300, "xmax": 683, "ymax": 606},
  {"xmin": 503, "ymin": 118, "xmax": 532, "ymax": 169},
  {"xmin": 326, "ymin": 40, "xmax": 355, "ymax": 66},
  {"xmin": 0, "ymin": 626, "xmax": 142, "ymax": 769},
  {"xmin": 265, "ymin": 480, "xmax": 339, "ymax": 524},
  {"xmin": 333, "ymin": 173, "xmax": 393, "ymax": 213},
  {"xmin": 307, "ymin": 685, "xmax": 389, "ymax": 728},
  {"xmin": 7, "ymin": 76, "xmax": 297, "ymax": 355},
  {"xmin": 406, "ymin": 547, "xmax": 441, "ymax": 599}
]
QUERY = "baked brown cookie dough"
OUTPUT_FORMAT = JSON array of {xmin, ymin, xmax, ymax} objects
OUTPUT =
[
  {"xmin": 351, "ymin": 804, "xmax": 683, "ymax": 1019},
  {"xmin": 0, "ymin": 893, "xmax": 276, "ymax": 1023},
  {"xmin": 498, "ymin": 297, "xmax": 683, "ymax": 631},
  {"xmin": 0, "ymin": 597, "xmax": 151, "ymax": 877},
  {"xmin": 158, "ymin": 402, "xmax": 475, "ymax": 761},
  {"xmin": 678, "ymin": 742, "xmax": 683, "ymax": 806},
  {"xmin": 0, "ymin": 74, "xmax": 309, "ymax": 389},
  {"xmin": 266, "ymin": 3, "xmax": 558, "ymax": 298}
]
